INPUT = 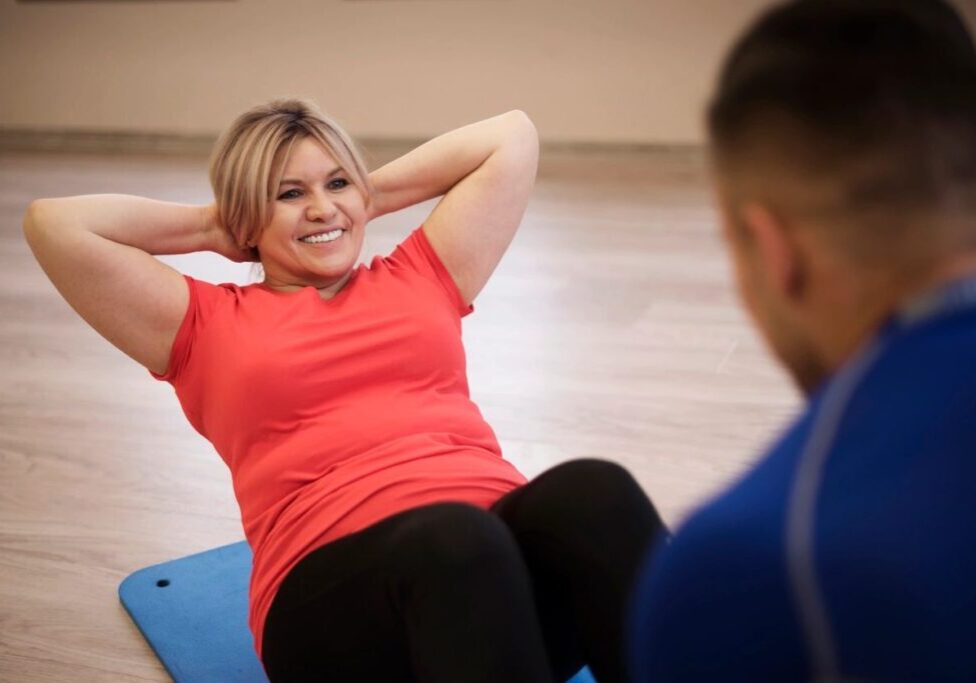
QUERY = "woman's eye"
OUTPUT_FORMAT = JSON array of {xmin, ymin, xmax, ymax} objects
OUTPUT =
[
  {"xmin": 277, "ymin": 189, "xmax": 300, "ymax": 200},
  {"xmin": 328, "ymin": 178, "xmax": 349, "ymax": 191}
]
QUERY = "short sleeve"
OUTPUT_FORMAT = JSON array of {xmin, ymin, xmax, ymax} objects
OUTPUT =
[
  {"xmin": 388, "ymin": 226, "xmax": 474, "ymax": 318},
  {"xmin": 150, "ymin": 275, "xmax": 226, "ymax": 383}
]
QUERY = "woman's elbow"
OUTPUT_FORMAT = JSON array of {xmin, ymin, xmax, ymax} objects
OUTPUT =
[
  {"xmin": 503, "ymin": 110, "xmax": 538, "ymax": 143},
  {"xmin": 499, "ymin": 111, "xmax": 539, "ymax": 169},
  {"xmin": 23, "ymin": 198, "xmax": 64, "ymax": 246},
  {"xmin": 23, "ymin": 199, "xmax": 47, "ymax": 238}
]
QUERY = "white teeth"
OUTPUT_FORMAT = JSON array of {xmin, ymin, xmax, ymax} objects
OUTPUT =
[{"xmin": 299, "ymin": 229, "xmax": 343, "ymax": 244}]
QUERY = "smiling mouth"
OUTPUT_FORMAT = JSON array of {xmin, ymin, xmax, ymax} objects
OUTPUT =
[{"xmin": 298, "ymin": 228, "xmax": 345, "ymax": 244}]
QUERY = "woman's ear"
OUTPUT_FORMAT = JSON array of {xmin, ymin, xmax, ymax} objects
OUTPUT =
[{"xmin": 740, "ymin": 202, "xmax": 807, "ymax": 303}]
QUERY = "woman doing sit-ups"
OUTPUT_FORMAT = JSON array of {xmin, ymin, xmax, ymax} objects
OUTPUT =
[{"xmin": 23, "ymin": 99, "xmax": 664, "ymax": 683}]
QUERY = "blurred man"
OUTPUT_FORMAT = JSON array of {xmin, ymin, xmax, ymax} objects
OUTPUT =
[{"xmin": 630, "ymin": 1, "xmax": 976, "ymax": 681}]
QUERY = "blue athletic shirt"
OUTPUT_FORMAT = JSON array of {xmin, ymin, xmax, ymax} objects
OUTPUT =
[{"xmin": 630, "ymin": 277, "xmax": 976, "ymax": 683}]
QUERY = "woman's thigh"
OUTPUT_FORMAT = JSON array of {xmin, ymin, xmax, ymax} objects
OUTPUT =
[
  {"xmin": 261, "ymin": 501, "xmax": 554, "ymax": 683},
  {"xmin": 261, "ymin": 511, "xmax": 416, "ymax": 682},
  {"xmin": 491, "ymin": 458, "xmax": 668, "ymax": 683}
]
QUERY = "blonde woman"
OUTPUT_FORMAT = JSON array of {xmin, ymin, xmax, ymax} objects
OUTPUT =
[{"xmin": 24, "ymin": 100, "xmax": 664, "ymax": 683}]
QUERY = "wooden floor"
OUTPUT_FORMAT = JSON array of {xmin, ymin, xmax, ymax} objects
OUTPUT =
[{"xmin": 0, "ymin": 145, "xmax": 799, "ymax": 681}]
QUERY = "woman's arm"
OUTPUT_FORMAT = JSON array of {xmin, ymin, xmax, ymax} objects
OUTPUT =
[
  {"xmin": 368, "ymin": 110, "xmax": 539, "ymax": 305},
  {"xmin": 23, "ymin": 195, "xmax": 250, "ymax": 375}
]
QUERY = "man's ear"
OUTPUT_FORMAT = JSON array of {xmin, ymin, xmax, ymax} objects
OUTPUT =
[{"xmin": 740, "ymin": 202, "xmax": 806, "ymax": 302}]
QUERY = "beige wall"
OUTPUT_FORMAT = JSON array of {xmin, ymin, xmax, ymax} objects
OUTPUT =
[{"xmin": 0, "ymin": 0, "xmax": 774, "ymax": 145}]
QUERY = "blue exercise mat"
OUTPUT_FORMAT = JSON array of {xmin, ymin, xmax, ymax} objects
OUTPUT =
[{"xmin": 120, "ymin": 541, "xmax": 597, "ymax": 683}]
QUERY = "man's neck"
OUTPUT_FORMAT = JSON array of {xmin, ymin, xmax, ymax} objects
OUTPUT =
[{"xmin": 816, "ymin": 253, "xmax": 976, "ymax": 378}]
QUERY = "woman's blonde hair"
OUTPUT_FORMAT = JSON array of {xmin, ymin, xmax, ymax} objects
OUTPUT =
[{"xmin": 209, "ymin": 98, "xmax": 374, "ymax": 248}]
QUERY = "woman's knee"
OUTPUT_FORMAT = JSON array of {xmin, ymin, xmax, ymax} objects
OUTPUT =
[
  {"xmin": 547, "ymin": 458, "xmax": 642, "ymax": 496},
  {"xmin": 390, "ymin": 502, "xmax": 523, "ymax": 577},
  {"xmin": 512, "ymin": 458, "xmax": 654, "ymax": 524}
]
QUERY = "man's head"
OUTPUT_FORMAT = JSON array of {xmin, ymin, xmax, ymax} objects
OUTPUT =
[{"xmin": 708, "ymin": 0, "xmax": 976, "ymax": 392}]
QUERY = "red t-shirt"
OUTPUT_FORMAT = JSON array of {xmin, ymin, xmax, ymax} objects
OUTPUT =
[{"xmin": 153, "ymin": 227, "xmax": 528, "ymax": 657}]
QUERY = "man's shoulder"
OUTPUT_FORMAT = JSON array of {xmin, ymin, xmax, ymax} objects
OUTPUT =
[{"xmin": 632, "ymin": 441, "xmax": 811, "ymax": 681}]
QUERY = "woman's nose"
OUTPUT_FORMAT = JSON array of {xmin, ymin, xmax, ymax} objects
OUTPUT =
[{"xmin": 306, "ymin": 193, "xmax": 338, "ymax": 222}]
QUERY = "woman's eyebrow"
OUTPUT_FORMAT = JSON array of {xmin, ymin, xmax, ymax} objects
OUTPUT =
[{"xmin": 279, "ymin": 167, "xmax": 343, "ymax": 186}]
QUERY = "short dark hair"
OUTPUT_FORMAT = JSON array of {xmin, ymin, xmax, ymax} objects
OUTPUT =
[{"xmin": 709, "ymin": 0, "xmax": 976, "ymax": 255}]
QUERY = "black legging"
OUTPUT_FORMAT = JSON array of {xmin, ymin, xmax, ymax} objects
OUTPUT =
[{"xmin": 261, "ymin": 459, "xmax": 666, "ymax": 682}]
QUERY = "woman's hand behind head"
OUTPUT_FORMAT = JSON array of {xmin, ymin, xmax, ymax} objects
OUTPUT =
[{"xmin": 205, "ymin": 204, "xmax": 261, "ymax": 263}]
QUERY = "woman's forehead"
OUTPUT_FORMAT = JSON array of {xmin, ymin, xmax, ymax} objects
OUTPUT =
[{"xmin": 280, "ymin": 138, "xmax": 341, "ymax": 179}]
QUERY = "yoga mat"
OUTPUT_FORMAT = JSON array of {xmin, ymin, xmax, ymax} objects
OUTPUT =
[{"xmin": 120, "ymin": 541, "xmax": 597, "ymax": 682}]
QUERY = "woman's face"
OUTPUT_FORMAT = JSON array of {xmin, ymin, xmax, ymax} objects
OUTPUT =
[{"xmin": 257, "ymin": 136, "xmax": 368, "ymax": 296}]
